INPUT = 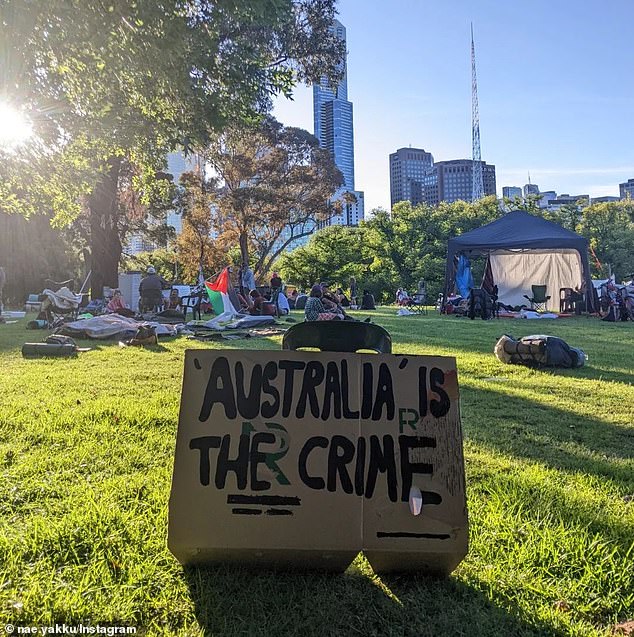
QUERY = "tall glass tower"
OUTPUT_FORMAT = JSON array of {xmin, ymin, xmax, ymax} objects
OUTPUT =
[{"xmin": 313, "ymin": 19, "xmax": 363, "ymax": 226}]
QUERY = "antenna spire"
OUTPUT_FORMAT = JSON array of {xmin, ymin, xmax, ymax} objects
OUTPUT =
[{"xmin": 471, "ymin": 23, "xmax": 484, "ymax": 201}]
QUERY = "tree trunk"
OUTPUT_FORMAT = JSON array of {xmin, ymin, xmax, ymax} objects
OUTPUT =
[
  {"xmin": 239, "ymin": 231, "xmax": 249, "ymax": 268},
  {"xmin": 88, "ymin": 158, "xmax": 123, "ymax": 299}
]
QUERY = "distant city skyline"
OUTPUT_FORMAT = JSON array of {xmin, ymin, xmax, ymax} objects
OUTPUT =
[{"xmin": 273, "ymin": 0, "xmax": 634, "ymax": 212}]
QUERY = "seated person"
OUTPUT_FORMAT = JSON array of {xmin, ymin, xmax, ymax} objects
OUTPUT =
[
  {"xmin": 249, "ymin": 289, "xmax": 276, "ymax": 316},
  {"xmin": 320, "ymin": 282, "xmax": 349, "ymax": 319},
  {"xmin": 139, "ymin": 265, "xmax": 168, "ymax": 312},
  {"xmin": 288, "ymin": 289, "xmax": 299, "ymax": 309},
  {"xmin": 395, "ymin": 287, "xmax": 410, "ymax": 306},
  {"xmin": 165, "ymin": 288, "xmax": 182, "ymax": 311},
  {"xmin": 360, "ymin": 289, "xmax": 376, "ymax": 310},
  {"xmin": 105, "ymin": 289, "xmax": 135, "ymax": 317},
  {"xmin": 304, "ymin": 285, "xmax": 341, "ymax": 321},
  {"xmin": 276, "ymin": 290, "xmax": 290, "ymax": 315},
  {"xmin": 270, "ymin": 272, "xmax": 282, "ymax": 291},
  {"xmin": 335, "ymin": 287, "xmax": 350, "ymax": 307}
]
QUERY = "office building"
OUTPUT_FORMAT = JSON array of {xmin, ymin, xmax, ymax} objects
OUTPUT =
[
  {"xmin": 313, "ymin": 19, "xmax": 364, "ymax": 225},
  {"xmin": 423, "ymin": 159, "xmax": 496, "ymax": 205},
  {"xmin": 619, "ymin": 178, "xmax": 634, "ymax": 199},
  {"xmin": 547, "ymin": 194, "xmax": 590, "ymax": 210},
  {"xmin": 389, "ymin": 147, "xmax": 434, "ymax": 207},
  {"xmin": 591, "ymin": 196, "xmax": 620, "ymax": 204},
  {"xmin": 538, "ymin": 191, "xmax": 556, "ymax": 209},
  {"xmin": 502, "ymin": 186, "xmax": 522, "ymax": 200},
  {"xmin": 524, "ymin": 182, "xmax": 540, "ymax": 197}
]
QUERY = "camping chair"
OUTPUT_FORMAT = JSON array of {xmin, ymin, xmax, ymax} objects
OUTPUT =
[
  {"xmin": 523, "ymin": 285, "xmax": 551, "ymax": 312},
  {"xmin": 180, "ymin": 287, "xmax": 204, "ymax": 321},
  {"xmin": 407, "ymin": 291, "xmax": 427, "ymax": 315},
  {"xmin": 40, "ymin": 286, "xmax": 83, "ymax": 327},
  {"xmin": 282, "ymin": 321, "xmax": 392, "ymax": 354}
]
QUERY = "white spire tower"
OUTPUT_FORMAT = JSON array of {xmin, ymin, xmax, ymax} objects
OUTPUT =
[{"xmin": 471, "ymin": 23, "xmax": 484, "ymax": 201}]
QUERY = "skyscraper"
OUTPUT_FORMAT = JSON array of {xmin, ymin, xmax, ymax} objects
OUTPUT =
[
  {"xmin": 389, "ymin": 147, "xmax": 434, "ymax": 207},
  {"xmin": 423, "ymin": 159, "xmax": 496, "ymax": 205},
  {"xmin": 313, "ymin": 19, "xmax": 364, "ymax": 226}
]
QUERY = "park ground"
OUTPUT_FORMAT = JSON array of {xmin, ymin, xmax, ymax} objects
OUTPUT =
[{"xmin": 0, "ymin": 309, "xmax": 632, "ymax": 636}]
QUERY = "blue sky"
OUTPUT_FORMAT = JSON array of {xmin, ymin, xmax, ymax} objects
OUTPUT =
[{"xmin": 273, "ymin": 0, "xmax": 634, "ymax": 212}]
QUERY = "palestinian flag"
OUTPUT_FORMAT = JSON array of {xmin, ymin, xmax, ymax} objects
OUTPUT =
[{"xmin": 205, "ymin": 267, "xmax": 235, "ymax": 315}]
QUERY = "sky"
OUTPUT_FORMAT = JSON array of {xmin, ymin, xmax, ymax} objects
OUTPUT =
[{"xmin": 273, "ymin": 0, "xmax": 634, "ymax": 213}]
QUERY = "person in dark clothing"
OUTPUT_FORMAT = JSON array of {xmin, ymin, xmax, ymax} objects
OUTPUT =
[
  {"xmin": 139, "ymin": 266, "xmax": 169, "ymax": 312},
  {"xmin": 270, "ymin": 272, "xmax": 282, "ymax": 291},
  {"xmin": 360, "ymin": 289, "xmax": 376, "ymax": 310}
]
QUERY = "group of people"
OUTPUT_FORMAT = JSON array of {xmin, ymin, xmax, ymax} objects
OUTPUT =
[{"xmin": 303, "ymin": 281, "xmax": 376, "ymax": 322}]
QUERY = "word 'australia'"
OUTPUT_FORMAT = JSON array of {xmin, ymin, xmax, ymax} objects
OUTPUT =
[{"xmin": 197, "ymin": 357, "xmax": 450, "ymax": 422}]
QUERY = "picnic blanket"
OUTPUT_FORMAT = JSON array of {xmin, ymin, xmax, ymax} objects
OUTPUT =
[{"xmin": 59, "ymin": 314, "xmax": 178, "ymax": 339}]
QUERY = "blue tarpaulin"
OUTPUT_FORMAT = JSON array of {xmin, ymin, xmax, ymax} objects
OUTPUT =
[{"xmin": 455, "ymin": 255, "xmax": 474, "ymax": 297}]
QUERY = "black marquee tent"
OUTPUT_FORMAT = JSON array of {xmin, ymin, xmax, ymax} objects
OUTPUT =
[{"xmin": 444, "ymin": 210, "xmax": 595, "ymax": 312}]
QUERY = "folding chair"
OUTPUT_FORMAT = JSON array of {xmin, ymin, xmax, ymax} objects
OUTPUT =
[
  {"xmin": 407, "ymin": 292, "xmax": 427, "ymax": 315},
  {"xmin": 181, "ymin": 288, "xmax": 204, "ymax": 321},
  {"xmin": 523, "ymin": 285, "xmax": 551, "ymax": 312},
  {"xmin": 282, "ymin": 321, "xmax": 392, "ymax": 354}
]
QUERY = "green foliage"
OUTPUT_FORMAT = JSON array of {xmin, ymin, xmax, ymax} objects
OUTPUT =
[
  {"xmin": 278, "ymin": 225, "xmax": 366, "ymax": 290},
  {"xmin": 0, "ymin": 312, "xmax": 632, "ymax": 635},
  {"xmin": 205, "ymin": 116, "xmax": 343, "ymax": 279},
  {"xmin": 0, "ymin": 0, "xmax": 345, "ymax": 293},
  {"xmin": 281, "ymin": 197, "xmax": 502, "ymax": 302},
  {"xmin": 120, "ymin": 248, "xmax": 181, "ymax": 283},
  {"xmin": 577, "ymin": 200, "xmax": 634, "ymax": 279}
]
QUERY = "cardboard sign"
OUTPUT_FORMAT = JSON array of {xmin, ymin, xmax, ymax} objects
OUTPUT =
[{"xmin": 168, "ymin": 350, "xmax": 468, "ymax": 574}]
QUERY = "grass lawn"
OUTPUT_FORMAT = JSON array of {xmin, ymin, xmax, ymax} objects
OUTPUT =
[{"xmin": 0, "ymin": 309, "xmax": 632, "ymax": 636}]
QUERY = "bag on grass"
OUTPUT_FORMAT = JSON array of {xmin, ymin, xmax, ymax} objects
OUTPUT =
[{"xmin": 494, "ymin": 334, "xmax": 586, "ymax": 368}]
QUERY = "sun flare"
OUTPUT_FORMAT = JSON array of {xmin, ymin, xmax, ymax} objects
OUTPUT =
[{"xmin": 0, "ymin": 102, "xmax": 33, "ymax": 150}]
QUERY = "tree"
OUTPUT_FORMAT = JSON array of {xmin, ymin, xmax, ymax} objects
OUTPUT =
[
  {"xmin": 206, "ymin": 116, "xmax": 343, "ymax": 279},
  {"xmin": 278, "ymin": 225, "xmax": 367, "ymax": 289},
  {"xmin": 0, "ymin": 0, "xmax": 345, "ymax": 295},
  {"xmin": 578, "ymin": 200, "xmax": 634, "ymax": 279},
  {"xmin": 175, "ymin": 170, "xmax": 238, "ymax": 282}
]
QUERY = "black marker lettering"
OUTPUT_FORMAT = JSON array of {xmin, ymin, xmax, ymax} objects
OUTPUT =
[
  {"xmin": 215, "ymin": 434, "xmax": 249, "ymax": 490},
  {"xmin": 399, "ymin": 435, "xmax": 434, "ymax": 501},
  {"xmin": 322, "ymin": 361, "xmax": 342, "ymax": 420},
  {"xmin": 198, "ymin": 356, "xmax": 236, "ymax": 421},
  {"xmin": 372, "ymin": 363, "xmax": 395, "ymax": 421},
  {"xmin": 189, "ymin": 436, "xmax": 221, "ymax": 486},
  {"xmin": 249, "ymin": 432, "xmax": 275, "ymax": 491},
  {"xmin": 298, "ymin": 436, "xmax": 328, "ymax": 490},
  {"xmin": 365, "ymin": 434, "xmax": 398, "ymax": 501},
  {"xmin": 261, "ymin": 362, "xmax": 280, "ymax": 418},
  {"xmin": 341, "ymin": 360, "xmax": 360, "ymax": 419},
  {"xmin": 235, "ymin": 362, "xmax": 262, "ymax": 419},
  {"xmin": 327, "ymin": 435, "xmax": 355, "ymax": 493},
  {"xmin": 361, "ymin": 363, "xmax": 373, "ymax": 419},
  {"xmin": 296, "ymin": 361, "xmax": 325, "ymax": 419},
  {"xmin": 354, "ymin": 436, "xmax": 366, "ymax": 496},
  {"xmin": 430, "ymin": 367, "xmax": 450, "ymax": 418},
  {"xmin": 418, "ymin": 366, "xmax": 428, "ymax": 417},
  {"xmin": 279, "ymin": 360, "xmax": 305, "ymax": 417}
]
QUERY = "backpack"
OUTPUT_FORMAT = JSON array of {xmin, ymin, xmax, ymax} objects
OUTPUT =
[{"xmin": 494, "ymin": 334, "xmax": 585, "ymax": 368}]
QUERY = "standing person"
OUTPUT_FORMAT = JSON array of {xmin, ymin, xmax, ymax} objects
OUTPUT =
[
  {"xmin": 349, "ymin": 276, "xmax": 358, "ymax": 307},
  {"xmin": 0, "ymin": 266, "xmax": 5, "ymax": 316},
  {"xmin": 240, "ymin": 262, "xmax": 256, "ymax": 294}
]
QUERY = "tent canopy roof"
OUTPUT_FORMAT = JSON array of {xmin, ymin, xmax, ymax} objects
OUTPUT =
[{"xmin": 448, "ymin": 210, "xmax": 587, "ymax": 253}]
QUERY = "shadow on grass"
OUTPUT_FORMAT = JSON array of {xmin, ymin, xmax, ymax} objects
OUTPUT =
[
  {"xmin": 184, "ymin": 564, "xmax": 566, "ymax": 637},
  {"xmin": 461, "ymin": 384, "xmax": 634, "ymax": 487}
]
